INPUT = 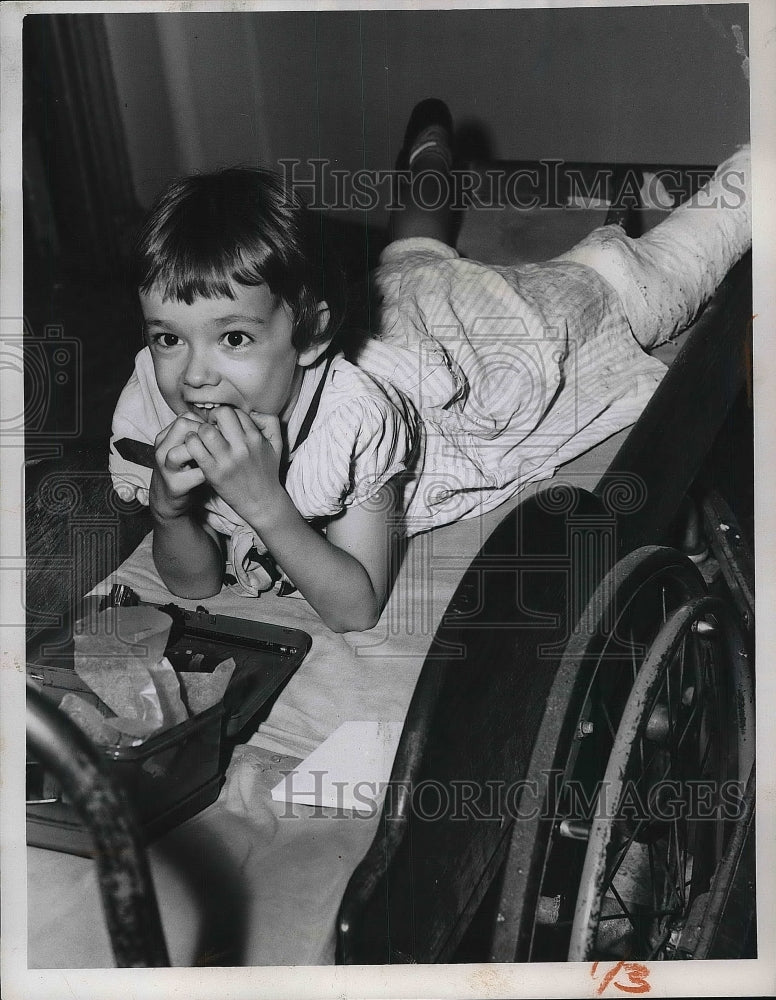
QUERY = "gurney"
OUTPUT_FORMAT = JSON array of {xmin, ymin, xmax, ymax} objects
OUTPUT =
[{"xmin": 25, "ymin": 160, "xmax": 755, "ymax": 967}]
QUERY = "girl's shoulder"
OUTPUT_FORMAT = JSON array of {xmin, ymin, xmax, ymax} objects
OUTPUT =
[
  {"xmin": 308, "ymin": 353, "xmax": 420, "ymax": 456},
  {"xmin": 112, "ymin": 346, "xmax": 175, "ymax": 438},
  {"xmin": 286, "ymin": 354, "xmax": 421, "ymax": 519},
  {"xmin": 319, "ymin": 353, "xmax": 413, "ymax": 417}
]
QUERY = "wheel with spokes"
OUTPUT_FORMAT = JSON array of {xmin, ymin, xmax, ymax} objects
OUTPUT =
[
  {"xmin": 567, "ymin": 594, "xmax": 754, "ymax": 960},
  {"xmin": 492, "ymin": 545, "xmax": 754, "ymax": 962}
]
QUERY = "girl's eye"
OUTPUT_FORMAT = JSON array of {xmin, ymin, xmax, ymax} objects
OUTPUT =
[
  {"xmin": 151, "ymin": 332, "xmax": 181, "ymax": 348},
  {"xmin": 223, "ymin": 331, "xmax": 252, "ymax": 348}
]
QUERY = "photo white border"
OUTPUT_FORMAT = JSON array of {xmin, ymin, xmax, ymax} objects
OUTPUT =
[{"xmin": 2, "ymin": 1, "xmax": 774, "ymax": 997}]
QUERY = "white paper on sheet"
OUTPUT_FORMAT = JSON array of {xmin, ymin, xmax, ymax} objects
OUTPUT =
[{"xmin": 270, "ymin": 720, "xmax": 398, "ymax": 812}]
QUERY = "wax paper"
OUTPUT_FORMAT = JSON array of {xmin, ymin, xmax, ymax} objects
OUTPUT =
[{"xmin": 67, "ymin": 606, "xmax": 236, "ymax": 745}]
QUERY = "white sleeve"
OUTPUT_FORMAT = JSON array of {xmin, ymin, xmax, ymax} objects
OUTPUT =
[
  {"xmin": 286, "ymin": 390, "xmax": 420, "ymax": 519},
  {"xmin": 108, "ymin": 348, "xmax": 172, "ymax": 504}
]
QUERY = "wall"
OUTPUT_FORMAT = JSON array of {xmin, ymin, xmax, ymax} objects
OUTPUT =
[{"xmin": 104, "ymin": 5, "xmax": 750, "ymax": 211}]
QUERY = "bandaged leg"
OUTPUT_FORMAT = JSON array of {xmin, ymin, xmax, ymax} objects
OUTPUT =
[{"xmin": 561, "ymin": 145, "xmax": 751, "ymax": 348}]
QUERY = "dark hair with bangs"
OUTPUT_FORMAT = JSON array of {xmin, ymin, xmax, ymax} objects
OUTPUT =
[{"xmin": 131, "ymin": 167, "xmax": 345, "ymax": 352}]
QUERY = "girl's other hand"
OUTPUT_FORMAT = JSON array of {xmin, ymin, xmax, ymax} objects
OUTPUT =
[
  {"xmin": 247, "ymin": 411, "xmax": 284, "ymax": 460},
  {"xmin": 184, "ymin": 406, "xmax": 285, "ymax": 525},
  {"xmin": 150, "ymin": 413, "xmax": 207, "ymax": 521}
]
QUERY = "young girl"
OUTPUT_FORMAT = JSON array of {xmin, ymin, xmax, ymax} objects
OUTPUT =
[{"xmin": 110, "ymin": 101, "xmax": 752, "ymax": 633}]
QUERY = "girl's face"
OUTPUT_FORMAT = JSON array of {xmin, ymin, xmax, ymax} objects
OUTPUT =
[{"xmin": 141, "ymin": 281, "xmax": 326, "ymax": 424}]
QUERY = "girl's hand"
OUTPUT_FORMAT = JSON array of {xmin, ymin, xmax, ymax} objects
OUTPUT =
[
  {"xmin": 149, "ymin": 413, "xmax": 207, "ymax": 521},
  {"xmin": 180, "ymin": 405, "xmax": 400, "ymax": 633},
  {"xmin": 183, "ymin": 406, "xmax": 285, "ymax": 525}
]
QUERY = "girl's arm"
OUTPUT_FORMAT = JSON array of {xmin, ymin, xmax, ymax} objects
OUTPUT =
[
  {"xmin": 151, "ymin": 506, "xmax": 224, "ymax": 599},
  {"xmin": 249, "ymin": 483, "xmax": 398, "ymax": 632},
  {"xmin": 183, "ymin": 407, "xmax": 399, "ymax": 632}
]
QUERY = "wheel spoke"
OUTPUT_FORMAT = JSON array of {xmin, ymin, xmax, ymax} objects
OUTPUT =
[
  {"xmin": 600, "ymin": 696, "xmax": 616, "ymax": 741},
  {"xmin": 651, "ymin": 835, "xmax": 684, "ymax": 911},
  {"xmin": 648, "ymin": 924, "xmax": 673, "ymax": 960},
  {"xmin": 648, "ymin": 841, "xmax": 658, "ymax": 914},
  {"xmin": 603, "ymin": 819, "xmax": 647, "ymax": 894},
  {"xmin": 696, "ymin": 730, "xmax": 714, "ymax": 777},
  {"xmin": 634, "ymin": 736, "xmax": 670, "ymax": 793},
  {"xmin": 606, "ymin": 880, "xmax": 640, "ymax": 937},
  {"xmin": 676, "ymin": 701, "xmax": 701, "ymax": 753},
  {"xmin": 673, "ymin": 817, "xmax": 687, "ymax": 908}
]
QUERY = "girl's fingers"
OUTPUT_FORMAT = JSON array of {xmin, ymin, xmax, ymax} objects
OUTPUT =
[
  {"xmin": 165, "ymin": 442, "xmax": 198, "ymax": 471},
  {"xmin": 230, "ymin": 407, "xmax": 266, "ymax": 442},
  {"xmin": 210, "ymin": 405, "xmax": 250, "ymax": 446},
  {"xmin": 169, "ymin": 466, "xmax": 206, "ymax": 491},
  {"xmin": 249, "ymin": 411, "xmax": 283, "ymax": 458},
  {"xmin": 157, "ymin": 414, "xmax": 205, "ymax": 448},
  {"xmin": 192, "ymin": 420, "xmax": 229, "ymax": 459},
  {"xmin": 183, "ymin": 431, "xmax": 217, "ymax": 469},
  {"xmin": 155, "ymin": 415, "xmax": 205, "ymax": 467}
]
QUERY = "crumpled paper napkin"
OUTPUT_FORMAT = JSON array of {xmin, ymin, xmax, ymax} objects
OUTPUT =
[{"xmin": 63, "ymin": 606, "xmax": 235, "ymax": 747}]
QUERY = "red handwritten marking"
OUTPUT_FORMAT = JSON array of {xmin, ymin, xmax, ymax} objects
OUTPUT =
[{"xmin": 591, "ymin": 960, "xmax": 651, "ymax": 995}]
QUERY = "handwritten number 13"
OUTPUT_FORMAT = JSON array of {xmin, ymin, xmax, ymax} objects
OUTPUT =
[{"xmin": 591, "ymin": 960, "xmax": 651, "ymax": 995}]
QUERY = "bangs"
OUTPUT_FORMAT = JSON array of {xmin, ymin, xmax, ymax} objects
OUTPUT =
[
  {"xmin": 135, "ymin": 203, "xmax": 281, "ymax": 304},
  {"xmin": 137, "ymin": 252, "xmax": 274, "ymax": 305},
  {"xmin": 132, "ymin": 168, "xmax": 345, "ymax": 349}
]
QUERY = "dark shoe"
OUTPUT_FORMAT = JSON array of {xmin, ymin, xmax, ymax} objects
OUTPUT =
[{"xmin": 396, "ymin": 98, "xmax": 454, "ymax": 173}]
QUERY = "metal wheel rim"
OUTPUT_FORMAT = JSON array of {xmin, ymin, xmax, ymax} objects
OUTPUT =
[
  {"xmin": 567, "ymin": 594, "xmax": 752, "ymax": 961},
  {"xmin": 505, "ymin": 546, "xmax": 707, "ymax": 961}
]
